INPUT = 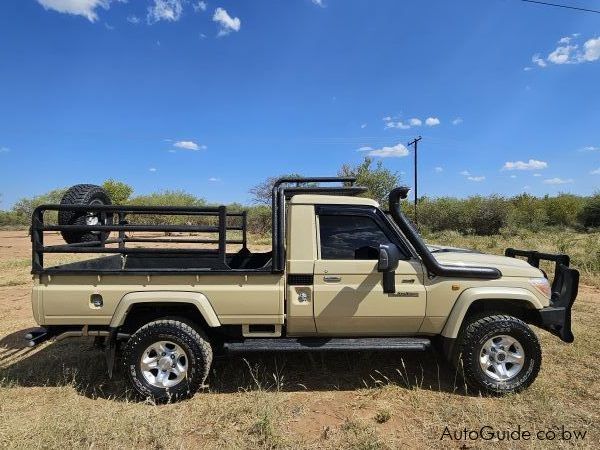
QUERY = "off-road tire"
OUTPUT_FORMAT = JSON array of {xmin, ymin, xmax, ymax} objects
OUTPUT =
[
  {"xmin": 122, "ymin": 319, "xmax": 212, "ymax": 402},
  {"xmin": 58, "ymin": 184, "xmax": 112, "ymax": 244},
  {"xmin": 455, "ymin": 314, "xmax": 541, "ymax": 395}
]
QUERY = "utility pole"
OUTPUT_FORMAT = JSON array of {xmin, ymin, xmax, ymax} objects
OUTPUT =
[{"xmin": 407, "ymin": 136, "xmax": 422, "ymax": 227}]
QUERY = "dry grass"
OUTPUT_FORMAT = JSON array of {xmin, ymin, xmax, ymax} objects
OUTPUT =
[{"xmin": 0, "ymin": 230, "xmax": 599, "ymax": 449}]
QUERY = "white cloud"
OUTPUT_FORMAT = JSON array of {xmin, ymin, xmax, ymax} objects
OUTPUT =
[
  {"xmin": 548, "ymin": 44, "xmax": 577, "ymax": 64},
  {"xmin": 36, "ymin": 0, "xmax": 114, "ymax": 22},
  {"xmin": 383, "ymin": 117, "xmax": 411, "ymax": 129},
  {"xmin": 360, "ymin": 123, "xmax": 367, "ymax": 129},
  {"xmin": 523, "ymin": 185, "xmax": 531, "ymax": 191},
  {"xmin": 193, "ymin": 1, "xmax": 207, "ymax": 12},
  {"xmin": 358, "ymin": 143, "xmax": 409, "ymax": 158},
  {"xmin": 127, "ymin": 15, "xmax": 140, "ymax": 24},
  {"xmin": 533, "ymin": 173, "xmax": 542, "ymax": 177},
  {"xmin": 312, "ymin": 0, "xmax": 325, "ymax": 7},
  {"xmin": 208, "ymin": 177, "xmax": 220, "ymax": 182},
  {"xmin": 149, "ymin": 167, "xmax": 157, "ymax": 172},
  {"xmin": 583, "ymin": 37, "xmax": 600, "ymax": 62},
  {"xmin": 543, "ymin": 177, "xmax": 573, "ymax": 185},
  {"xmin": 173, "ymin": 140, "xmax": 206, "ymax": 151},
  {"xmin": 590, "ymin": 167, "xmax": 600, "ymax": 175},
  {"xmin": 383, "ymin": 115, "xmax": 438, "ymax": 129},
  {"xmin": 532, "ymin": 54, "xmax": 547, "ymax": 67},
  {"xmin": 213, "ymin": 7, "xmax": 241, "ymax": 36},
  {"xmin": 459, "ymin": 169, "xmax": 484, "ymax": 181},
  {"xmin": 533, "ymin": 35, "xmax": 600, "ymax": 67},
  {"xmin": 434, "ymin": 166, "xmax": 443, "ymax": 173},
  {"xmin": 510, "ymin": 175, "xmax": 517, "ymax": 179},
  {"xmin": 502, "ymin": 159, "xmax": 548, "ymax": 171},
  {"xmin": 452, "ymin": 117, "xmax": 463, "ymax": 125},
  {"xmin": 580, "ymin": 145, "xmax": 599, "ymax": 152},
  {"xmin": 0, "ymin": 147, "xmax": 10, "ymax": 153},
  {"xmin": 147, "ymin": 0, "xmax": 183, "ymax": 24},
  {"xmin": 523, "ymin": 66, "xmax": 532, "ymax": 71}
]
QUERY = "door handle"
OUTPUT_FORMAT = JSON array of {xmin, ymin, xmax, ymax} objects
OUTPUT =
[{"xmin": 323, "ymin": 276, "xmax": 342, "ymax": 283}]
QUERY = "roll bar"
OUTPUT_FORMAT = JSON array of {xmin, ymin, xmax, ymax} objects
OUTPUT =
[{"xmin": 388, "ymin": 187, "xmax": 502, "ymax": 279}]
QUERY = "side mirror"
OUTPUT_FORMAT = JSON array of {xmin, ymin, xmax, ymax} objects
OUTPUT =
[{"xmin": 378, "ymin": 244, "xmax": 400, "ymax": 293}]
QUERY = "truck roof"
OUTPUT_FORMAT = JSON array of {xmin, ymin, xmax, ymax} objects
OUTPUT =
[{"xmin": 289, "ymin": 194, "xmax": 379, "ymax": 207}]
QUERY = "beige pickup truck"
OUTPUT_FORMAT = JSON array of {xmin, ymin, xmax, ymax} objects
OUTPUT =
[{"xmin": 27, "ymin": 178, "xmax": 579, "ymax": 402}]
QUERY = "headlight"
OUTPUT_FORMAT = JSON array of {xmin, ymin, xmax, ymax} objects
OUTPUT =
[{"xmin": 529, "ymin": 277, "xmax": 551, "ymax": 299}]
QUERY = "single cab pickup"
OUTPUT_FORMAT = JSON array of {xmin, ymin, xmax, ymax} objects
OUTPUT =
[{"xmin": 27, "ymin": 178, "xmax": 579, "ymax": 401}]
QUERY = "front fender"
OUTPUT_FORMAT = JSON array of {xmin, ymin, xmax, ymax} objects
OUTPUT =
[
  {"xmin": 441, "ymin": 287, "xmax": 544, "ymax": 339},
  {"xmin": 110, "ymin": 291, "xmax": 221, "ymax": 328}
]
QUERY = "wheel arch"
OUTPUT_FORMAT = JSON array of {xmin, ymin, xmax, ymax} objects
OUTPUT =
[
  {"xmin": 110, "ymin": 291, "xmax": 221, "ymax": 331},
  {"xmin": 441, "ymin": 287, "xmax": 544, "ymax": 339}
]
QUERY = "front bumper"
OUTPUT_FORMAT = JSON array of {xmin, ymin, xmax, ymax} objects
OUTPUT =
[{"xmin": 505, "ymin": 248, "xmax": 580, "ymax": 343}]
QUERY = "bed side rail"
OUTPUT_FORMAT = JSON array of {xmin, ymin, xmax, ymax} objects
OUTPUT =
[{"xmin": 31, "ymin": 204, "xmax": 248, "ymax": 274}]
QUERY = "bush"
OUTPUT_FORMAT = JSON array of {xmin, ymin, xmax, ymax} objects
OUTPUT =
[
  {"xmin": 102, "ymin": 179, "xmax": 133, "ymax": 204},
  {"xmin": 544, "ymin": 194, "xmax": 584, "ymax": 227},
  {"xmin": 417, "ymin": 197, "xmax": 468, "ymax": 232},
  {"xmin": 467, "ymin": 196, "xmax": 509, "ymax": 235},
  {"xmin": 579, "ymin": 193, "xmax": 600, "ymax": 228},
  {"xmin": 507, "ymin": 194, "xmax": 548, "ymax": 231},
  {"xmin": 127, "ymin": 190, "xmax": 207, "ymax": 226},
  {"xmin": 247, "ymin": 205, "xmax": 272, "ymax": 236}
]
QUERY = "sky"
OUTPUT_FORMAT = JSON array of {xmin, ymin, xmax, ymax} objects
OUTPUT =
[{"xmin": 0, "ymin": 0, "xmax": 599, "ymax": 208}]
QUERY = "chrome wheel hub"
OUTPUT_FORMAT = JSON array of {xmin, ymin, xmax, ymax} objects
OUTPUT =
[
  {"xmin": 140, "ymin": 341, "xmax": 188, "ymax": 388},
  {"xmin": 86, "ymin": 199, "xmax": 104, "ymax": 231},
  {"xmin": 479, "ymin": 334, "xmax": 525, "ymax": 382}
]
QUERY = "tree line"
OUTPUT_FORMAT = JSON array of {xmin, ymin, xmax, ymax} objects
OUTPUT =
[{"xmin": 1, "ymin": 158, "xmax": 599, "ymax": 235}]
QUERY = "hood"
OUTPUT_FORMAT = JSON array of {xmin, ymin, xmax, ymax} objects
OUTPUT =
[{"xmin": 430, "ymin": 246, "xmax": 543, "ymax": 278}]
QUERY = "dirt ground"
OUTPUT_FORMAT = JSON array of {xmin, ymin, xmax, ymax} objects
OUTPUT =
[{"xmin": 0, "ymin": 230, "xmax": 599, "ymax": 449}]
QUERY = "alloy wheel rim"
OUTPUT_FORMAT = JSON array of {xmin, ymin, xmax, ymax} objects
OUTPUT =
[
  {"xmin": 479, "ymin": 334, "xmax": 525, "ymax": 382},
  {"xmin": 140, "ymin": 340, "xmax": 189, "ymax": 388}
]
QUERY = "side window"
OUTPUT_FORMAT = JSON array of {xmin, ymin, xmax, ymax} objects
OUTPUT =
[{"xmin": 319, "ymin": 214, "xmax": 390, "ymax": 260}]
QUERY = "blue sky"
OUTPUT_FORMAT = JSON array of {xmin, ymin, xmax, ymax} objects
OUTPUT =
[{"xmin": 1, "ymin": 0, "xmax": 599, "ymax": 207}]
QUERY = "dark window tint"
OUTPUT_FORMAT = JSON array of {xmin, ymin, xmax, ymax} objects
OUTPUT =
[{"xmin": 319, "ymin": 215, "xmax": 389, "ymax": 260}]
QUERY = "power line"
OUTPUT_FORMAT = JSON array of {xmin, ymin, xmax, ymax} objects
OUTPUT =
[{"xmin": 520, "ymin": 0, "xmax": 600, "ymax": 14}]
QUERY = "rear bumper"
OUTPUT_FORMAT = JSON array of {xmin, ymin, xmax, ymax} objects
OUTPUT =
[{"xmin": 505, "ymin": 248, "xmax": 580, "ymax": 343}]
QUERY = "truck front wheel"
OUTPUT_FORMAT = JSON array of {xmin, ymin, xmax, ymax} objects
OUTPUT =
[
  {"xmin": 122, "ymin": 319, "xmax": 212, "ymax": 402},
  {"xmin": 455, "ymin": 314, "xmax": 541, "ymax": 395}
]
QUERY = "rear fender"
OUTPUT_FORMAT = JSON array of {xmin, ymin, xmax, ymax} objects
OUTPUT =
[{"xmin": 110, "ymin": 291, "xmax": 220, "ymax": 328}]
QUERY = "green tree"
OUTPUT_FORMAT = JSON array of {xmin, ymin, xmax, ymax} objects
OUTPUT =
[
  {"xmin": 102, "ymin": 179, "xmax": 133, "ymax": 204},
  {"xmin": 338, "ymin": 157, "xmax": 400, "ymax": 206}
]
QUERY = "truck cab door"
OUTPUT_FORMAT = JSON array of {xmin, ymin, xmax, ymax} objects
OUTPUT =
[{"xmin": 312, "ymin": 206, "xmax": 426, "ymax": 335}]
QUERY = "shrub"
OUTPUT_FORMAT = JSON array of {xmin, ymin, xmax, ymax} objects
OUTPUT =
[
  {"xmin": 544, "ymin": 194, "xmax": 584, "ymax": 227},
  {"xmin": 579, "ymin": 193, "xmax": 600, "ymax": 228},
  {"xmin": 466, "ymin": 195, "xmax": 509, "ymax": 235},
  {"xmin": 507, "ymin": 194, "xmax": 548, "ymax": 231},
  {"xmin": 247, "ymin": 205, "xmax": 272, "ymax": 236}
]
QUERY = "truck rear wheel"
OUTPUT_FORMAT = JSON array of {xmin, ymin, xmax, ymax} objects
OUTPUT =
[
  {"xmin": 58, "ymin": 184, "xmax": 112, "ymax": 244},
  {"xmin": 122, "ymin": 319, "xmax": 213, "ymax": 402},
  {"xmin": 455, "ymin": 314, "xmax": 541, "ymax": 395}
]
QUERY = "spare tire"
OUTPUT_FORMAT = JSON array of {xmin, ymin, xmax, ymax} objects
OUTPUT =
[{"xmin": 58, "ymin": 184, "xmax": 113, "ymax": 244}]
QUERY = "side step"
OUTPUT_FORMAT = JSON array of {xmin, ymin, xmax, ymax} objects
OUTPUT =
[{"xmin": 223, "ymin": 337, "xmax": 431, "ymax": 353}]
